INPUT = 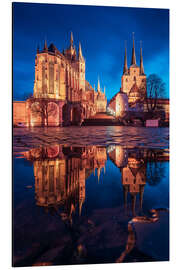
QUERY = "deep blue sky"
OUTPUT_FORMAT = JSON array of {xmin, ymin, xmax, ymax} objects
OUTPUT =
[{"xmin": 13, "ymin": 2, "xmax": 169, "ymax": 101}]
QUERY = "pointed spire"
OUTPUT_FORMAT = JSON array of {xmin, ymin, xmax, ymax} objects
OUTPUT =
[
  {"xmin": 37, "ymin": 44, "xmax": 40, "ymax": 54},
  {"xmin": 131, "ymin": 193, "xmax": 136, "ymax": 216},
  {"xmin": 43, "ymin": 39, "xmax": 48, "ymax": 52},
  {"xmin": 123, "ymin": 42, "xmax": 128, "ymax": 74},
  {"xmin": 140, "ymin": 41, "xmax": 145, "ymax": 75},
  {"xmin": 104, "ymin": 86, "xmax": 106, "ymax": 94},
  {"xmin": 70, "ymin": 31, "xmax": 73, "ymax": 47},
  {"xmin": 79, "ymin": 200, "xmax": 83, "ymax": 216},
  {"xmin": 97, "ymin": 78, "xmax": 101, "ymax": 92},
  {"xmin": 139, "ymin": 185, "xmax": 144, "ymax": 210},
  {"xmin": 79, "ymin": 42, "xmax": 83, "ymax": 59},
  {"xmin": 97, "ymin": 167, "xmax": 101, "ymax": 182},
  {"xmin": 131, "ymin": 33, "xmax": 136, "ymax": 66},
  {"xmin": 123, "ymin": 186, "xmax": 128, "ymax": 210}
]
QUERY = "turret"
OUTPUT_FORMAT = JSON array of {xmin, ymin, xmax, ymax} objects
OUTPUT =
[
  {"xmin": 139, "ymin": 185, "xmax": 144, "ymax": 210},
  {"xmin": 79, "ymin": 200, "xmax": 83, "ymax": 216},
  {"xmin": 97, "ymin": 78, "xmax": 101, "ymax": 92},
  {"xmin": 43, "ymin": 40, "xmax": 48, "ymax": 52},
  {"xmin": 78, "ymin": 42, "xmax": 84, "ymax": 61},
  {"xmin": 123, "ymin": 186, "xmax": 128, "ymax": 211},
  {"xmin": 131, "ymin": 33, "xmax": 136, "ymax": 66},
  {"xmin": 131, "ymin": 193, "xmax": 136, "ymax": 216},
  {"xmin": 123, "ymin": 45, "xmax": 128, "ymax": 74},
  {"xmin": 140, "ymin": 43, "xmax": 145, "ymax": 75},
  {"xmin": 70, "ymin": 31, "xmax": 73, "ymax": 48},
  {"xmin": 78, "ymin": 40, "xmax": 85, "ymax": 91},
  {"xmin": 97, "ymin": 167, "xmax": 101, "ymax": 182}
]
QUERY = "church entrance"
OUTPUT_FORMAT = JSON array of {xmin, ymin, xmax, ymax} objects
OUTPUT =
[{"xmin": 71, "ymin": 107, "xmax": 81, "ymax": 125}]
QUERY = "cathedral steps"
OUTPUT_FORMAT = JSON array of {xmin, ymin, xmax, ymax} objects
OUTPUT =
[{"xmin": 82, "ymin": 113, "xmax": 122, "ymax": 126}]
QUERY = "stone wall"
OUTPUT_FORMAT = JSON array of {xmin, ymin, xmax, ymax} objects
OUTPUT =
[{"xmin": 13, "ymin": 101, "xmax": 27, "ymax": 126}]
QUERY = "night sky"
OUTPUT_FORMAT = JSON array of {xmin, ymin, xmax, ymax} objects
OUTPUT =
[{"xmin": 13, "ymin": 2, "xmax": 169, "ymax": 101}]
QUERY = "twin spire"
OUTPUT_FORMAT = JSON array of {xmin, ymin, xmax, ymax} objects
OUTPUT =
[
  {"xmin": 123, "ymin": 45, "xmax": 128, "ymax": 74},
  {"xmin": 131, "ymin": 33, "xmax": 136, "ymax": 65},
  {"xmin": 70, "ymin": 31, "xmax": 73, "ymax": 47},
  {"xmin": 123, "ymin": 34, "xmax": 145, "ymax": 75},
  {"xmin": 140, "ymin": 45, "xmax": 145, "ymax": 75}
]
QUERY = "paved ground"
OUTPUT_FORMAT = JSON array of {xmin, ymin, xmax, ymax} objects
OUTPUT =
[{"xmin": 13, "ymin": 126, "xmax": 169, "ymax": 153}]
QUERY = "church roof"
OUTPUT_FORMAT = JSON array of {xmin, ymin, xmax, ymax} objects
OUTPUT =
[
  {"xmin": 130, "ymin": 64, "xmax": 139, "ymax": 68},
  {"xmin": 130, "ymin": 83, "xmax": 139, "ymax": 94},
  {"xmin": 48, "ymin": 43, "xmax": 57, "ymax": 53}
]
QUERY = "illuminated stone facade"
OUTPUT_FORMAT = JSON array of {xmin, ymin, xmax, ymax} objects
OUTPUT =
[
  {"xmin": 13, "ymin": 32, "xmax": 107, "ymax": 127},
  {"xmin": 121, "ymin": 39, "xmax": 146, "ymax": 104},
  {"xmin": 108, "ymin": 91, "xmax": 129, "ymax": 118}
]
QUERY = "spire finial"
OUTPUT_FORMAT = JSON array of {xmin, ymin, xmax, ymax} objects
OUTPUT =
[
  {"xmin": 43, "ymin": 39, "xmax": 48, "ymax": 51},
  {"xmin": 139, "ymin": 185, "xmax": 144, "ymax": 210},
  {"xmin": 123, "ymin": 186, "xmax": 128, "ymax": 211},
  {"xmin": 131, "ymin": 32, "xmax": 136, "ymax": 65},
  {"xmin": 140, "ymin": 40, "xmax": 145, "ymax": 75},
  {"xmin": 79, "ymin": 200, "xmax": 83, "ymax": 216},
  {"xmin": 70, "ymin": 31, "xmax": 73, "ymax": 46},
  {"xmin": 131, "ymin": 194, "xmax": 136, "ymax": 216},
  {"xmin": 132, "ymin": 32, "xmax": 135, "ymax": 41},
  {"xmin": 97, "ymin": 167, "xmax": 101, "ymax": 182},
  {"xmin": 123, "ymin": 40, "xmax": 128, "ymax": 74},
  {"xmin": 97, "ymin": 77, "xmax": 101, "ymax": 92},
  {"xmin": 97, "ymin": 76, "xmax": 101, "ymax": 92},
  {"xmin": 79, "ymin": 42, "xmax": 83, "ymax": 59},
  {"xmin": 104, "ymin": 86, "xmax": 105, "ymax": 94}
]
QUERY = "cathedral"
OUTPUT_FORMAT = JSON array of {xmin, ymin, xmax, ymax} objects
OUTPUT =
[{"xmin": 13, "ymin": 32, "xmax": 107, "ymax": 127}]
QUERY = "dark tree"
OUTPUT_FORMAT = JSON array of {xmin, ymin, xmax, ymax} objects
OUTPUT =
[
  {"xmin": 30, "ymin": 98, "xmax": 57, "ymax": 127},
  {"xmin": 145, "ymin": 74, "xmax": 166, "ymax": 112},
  {"xmin": 146, "ymin": 161, "xmax": 166, "ymax": 186}
]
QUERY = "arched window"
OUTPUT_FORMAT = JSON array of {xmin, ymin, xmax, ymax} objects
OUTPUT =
[
  {"xmin": 126, "ymin": 78, "xmax": 128, "ymax": 82},
  {"xmin": 134, "ymin": 76, "xmax": 136, "ymax": 81}
]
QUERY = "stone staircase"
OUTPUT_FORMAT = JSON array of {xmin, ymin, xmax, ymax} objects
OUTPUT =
[{"xmin": 82, "ymin": 113, "xmax": 121, "ymax": 126}]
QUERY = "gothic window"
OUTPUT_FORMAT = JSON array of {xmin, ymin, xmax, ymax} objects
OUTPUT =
[
  {"xmin": 49, "ymin": 63, "xmax": 54, "ymax": 94},
  {"xmin": 142, "ymin": 79, "xmax": 145, "ymax": 82},
  {"xmin": 134, "ymin": 76, "xmax": 136, "ymax": 81},
  {"xmin": 126, "ymin": 78, "xmax": 128, "ymax": 82}
]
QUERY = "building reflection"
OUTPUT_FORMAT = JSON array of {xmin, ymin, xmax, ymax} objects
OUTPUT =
[
  {"xmin": 23, "ymin": 145, "xmax": 107, "ymax": 222},
  {"xmin": 22, "ymin": 145, "xmax": 169, "ymax": 219}
]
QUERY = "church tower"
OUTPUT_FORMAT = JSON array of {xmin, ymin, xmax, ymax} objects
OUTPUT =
[
  {"xmin": 78, "ymin": 42, "xmax": 85, "ymax": 92},
  {"xmin": 121, "ymin": 35, "xmax": 146, "ymax": 104}
]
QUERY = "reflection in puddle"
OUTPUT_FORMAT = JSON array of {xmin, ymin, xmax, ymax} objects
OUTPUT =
[{"xmin": 13, "ymin": 145, "xmax": 169, "ymax": 266}]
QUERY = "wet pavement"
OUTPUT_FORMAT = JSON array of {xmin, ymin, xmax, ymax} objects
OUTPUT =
[
  {"xmin": 13, "ymin": 126, "xmax": 169, "ymax": 152},
  {"xmin": 13, "ymin": 127, "xmax": 169, "ymax": 266}
]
